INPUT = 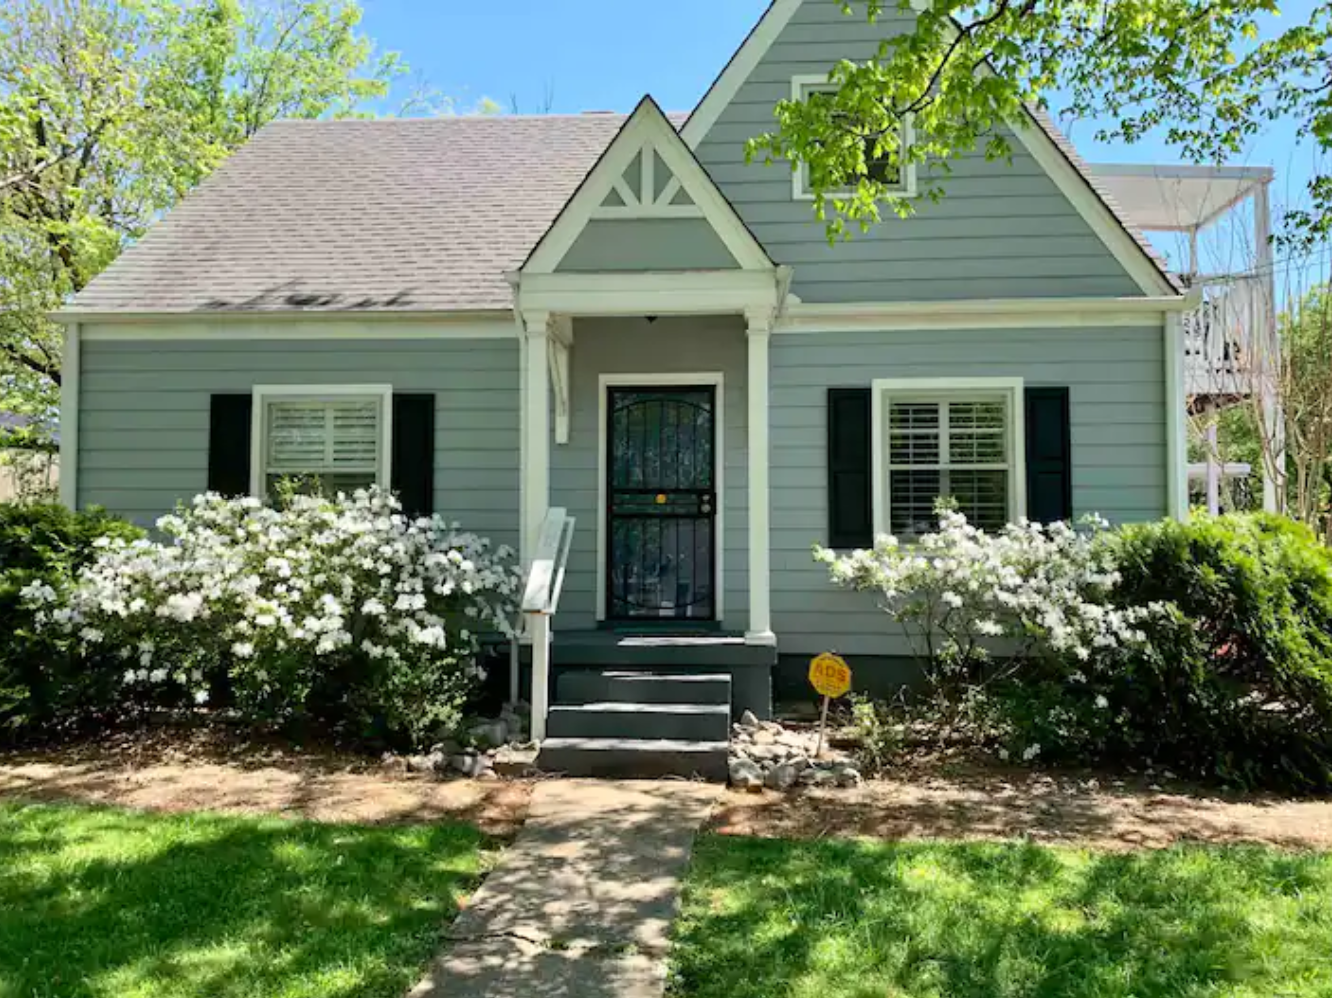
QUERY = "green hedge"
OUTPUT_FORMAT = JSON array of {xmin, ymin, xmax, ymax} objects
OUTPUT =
[{"xmin": 0, "ymin": 503, "xmax": 144, "ymax": 740}]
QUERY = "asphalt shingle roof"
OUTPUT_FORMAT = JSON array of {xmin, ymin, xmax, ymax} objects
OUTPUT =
[
  {"xmin": 68, "ymin": 108, "xmax": 1176, "ymax": 316},
  {"xmin": 71, "ymin": 114, "xmax": 669, "ymax": 315}
]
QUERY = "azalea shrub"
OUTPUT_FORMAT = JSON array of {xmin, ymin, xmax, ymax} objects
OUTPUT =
[
  {"xmin": 0, "ymin": 503, "xmax": 145, "ymax": 739},
  {"xmin": 24, "ymin": 489, "xmax": 522, "ymax": 748},
  {"xmin": 819, "ymin": 507, "xmax": 1332, "ymax": 790},
  {"xmin": 815, "ymin": 507, "xmax": 1157, "ymax": 726}
]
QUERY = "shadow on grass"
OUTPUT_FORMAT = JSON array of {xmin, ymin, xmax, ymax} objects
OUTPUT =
[
  {"xmin": 0, "ymin": 801, "xmax": 490, "ymax": 998},
  {"xmin": 670, "ymin": 836, "xmax": 1332, "ymax": 998}
]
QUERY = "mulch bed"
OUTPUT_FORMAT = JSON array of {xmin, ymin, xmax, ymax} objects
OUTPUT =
[{"xmin": 0, "ymin": 722, "xmax": 533, "ymax": 837}]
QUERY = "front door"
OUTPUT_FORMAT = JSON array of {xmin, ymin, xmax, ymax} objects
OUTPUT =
[{"xmin": 606, "ymin": 385, "xmax": 717, "ymax": 622}]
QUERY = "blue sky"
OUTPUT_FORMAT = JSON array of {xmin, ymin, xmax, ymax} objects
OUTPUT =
[{"xmin": 359, "ymin": 0, "xmax": 1329, "ymax": 288}]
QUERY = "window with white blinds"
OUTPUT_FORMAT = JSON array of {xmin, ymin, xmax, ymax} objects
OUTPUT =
[
  {"xmin": 878, "ymin": 384, "xmax": 1021, "ymax": 537},
  {"xmin": 254, "ymin": 388, "xmax": 390, "ymax": 498}
]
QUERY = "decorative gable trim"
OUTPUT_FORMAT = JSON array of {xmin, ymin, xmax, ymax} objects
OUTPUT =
[
  {"xmin": 594, "ymin": 147, "xmax": 705, "ymax": 220},
  {"xmin": 523, "ymin": 96, "xmax": 774, "ymax": 276},
  {"xmin": 679, "ymin": 0, "xmax": 1177, "ymax": 299}
]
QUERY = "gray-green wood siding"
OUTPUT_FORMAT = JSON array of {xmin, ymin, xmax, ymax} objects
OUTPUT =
[
  {"xmin": 770, "ymin": 325, "xmax": 1166, "ymax": 657},
  {"xmin": 556, "ymin": 219, "xmax": 741, "ymax": 272},
  {"xmin": 692, "ymin": 0, "xmax": 1144, "ymax": 303},
  {"xmin": 76, "ymin": 336, "xmax": 520, "ymax": 545},
  {"xmin": 550, "ymin": 315, "xmax": 749, "ymax": 631}
]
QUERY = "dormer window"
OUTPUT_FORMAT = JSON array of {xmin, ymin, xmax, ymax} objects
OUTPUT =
[{"xmin": 790, "ymin": 76, "xmax": 916, "ymax": 201}]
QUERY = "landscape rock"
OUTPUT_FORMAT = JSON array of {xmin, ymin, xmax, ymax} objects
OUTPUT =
[
  {"xmin": 468, "ymin": 720, "xmax": 509, "ymax": 750},
  {"xmin": 738, "ymin": 710, "xmax": 761, "ymax": 730},
  {"xmin": 729, "ymin": 757, "xmax": 764, "ymax": 791},
  {"xmin": 833, "ymin": 765, "xmax": 863, "ymax": 788},
  {"xmin": 402, "ymin": 751, "xmax": 434, "ymax": 772},
  {"xmin": 430, "ymin": 739, "xmax": 463, "ymax": 757},
  {"xmin": 765, "ymin": 762, "xmax": 801, "ymax": 791},
  {"xmin": 449, "ymin": 751, "xmax": 492, "ymax": 778},
  {"xmin": 380, "ymin": 752, "xmax": 408, "ymax": 775},
  {"xmin": 752, "ymin": 729, "xmax": 776, "ymax": 746}
]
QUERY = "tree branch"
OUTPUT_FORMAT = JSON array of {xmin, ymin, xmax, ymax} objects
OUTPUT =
[{"xmin": 0, "ymin": 341, "xmax": 62, "ymax": 386}]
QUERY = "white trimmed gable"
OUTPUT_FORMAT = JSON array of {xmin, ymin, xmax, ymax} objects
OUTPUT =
[
  {"xmin": 523, "ymin": 96, "xmax": 774, "ymax": 276},
  {"xmin": 681, "ymin": 0, "xmax": 1177, "ymax": 300}
]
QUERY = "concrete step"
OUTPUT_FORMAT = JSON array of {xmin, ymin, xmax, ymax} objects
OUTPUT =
[
  {"xmin": 557, "ymin": 670, "xmax": 731, "ymax": 707},
  {"xmin": 537, "ymin": 737, "xmax": 729, "ymax": 781},
  {"xmin": 547, "ymin": 702, "xmax": 731, "ymax": 742}
]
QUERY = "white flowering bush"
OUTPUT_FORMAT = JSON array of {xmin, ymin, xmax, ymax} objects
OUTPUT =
[
  {"xmin": 816, "ymin": 505, "xmax": 1161, "ymax": 758},
  {"xmin": 24, "ymin": 489, "xmax": 522, "ymax": 747}
]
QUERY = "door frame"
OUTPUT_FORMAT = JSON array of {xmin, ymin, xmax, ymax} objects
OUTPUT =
[{"xmin": 596, "ymin": 372, "xmax": 725, "ymax": 623}]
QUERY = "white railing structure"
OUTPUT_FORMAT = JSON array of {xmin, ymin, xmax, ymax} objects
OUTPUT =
[
  {"xmin": 516, "ymin": 507, "xmax": 575, "ymax": 743},
  {"xmin": 1090, "ymin": 162, "xmax": 1281, "ymax": 512},
  {"xmin": 1182, "ymin": 276, "xmax": 1263, "ymax": 397}
]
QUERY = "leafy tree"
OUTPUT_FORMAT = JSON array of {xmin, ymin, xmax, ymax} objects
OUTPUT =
[
  {"xmin": 0, "ymin": 0, "xmax": 403, "ymax": 444},
  {"xmin": 750, "ymin": 0, "xmax": 1330, "ymax": 241}
]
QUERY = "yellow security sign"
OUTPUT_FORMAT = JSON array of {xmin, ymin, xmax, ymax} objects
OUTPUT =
[{"xmin": 809, "ymin": 652, "xmax": 852, "ymax": 699}]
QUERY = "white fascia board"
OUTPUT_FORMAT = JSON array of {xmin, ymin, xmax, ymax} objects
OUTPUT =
[
  {"xmin": 75, "ymin": 315, "xmax": 517, "ymax": 340},
  {"xmin": 776, "ymin": 294, "xmax": 1193, "ymax": 333}
]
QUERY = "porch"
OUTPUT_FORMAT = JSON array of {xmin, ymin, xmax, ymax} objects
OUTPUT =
[{"xmin": 513, "ymin": 306, "xmax": 782, "ymax": 780}]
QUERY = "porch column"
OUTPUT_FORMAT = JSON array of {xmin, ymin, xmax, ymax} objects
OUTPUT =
[
  {"xmin": 745, "ymin": 307, "xmax": 775, "ymax": 645},
  {"xmin": 1254, "ymin": 179, "xmax": 1285, "ymax": 513},
  {"xmin": 521, "ymin": 310, "xmax": 551, "ymax": 563}
]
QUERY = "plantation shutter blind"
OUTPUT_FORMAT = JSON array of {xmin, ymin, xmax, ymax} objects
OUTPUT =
[
  {"xmin": 264, "ymin": 397, "xmax": 383, "ymax": 494},
  {"xmin": 887, "ymin": 397, "xmax": 1010, "ymax": 535},
  {"xmin": 1024, "ymin": 387, "xmax": 1073, "ymax": 523},
  {"xmin": 827, "ymin": 388, "xmax": 873, "ymax": 548}
]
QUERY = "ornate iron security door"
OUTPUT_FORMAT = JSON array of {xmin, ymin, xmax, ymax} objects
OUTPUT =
[{"xmin": 606, "ymin": 386, "xmax": 717, "ymax": 621}]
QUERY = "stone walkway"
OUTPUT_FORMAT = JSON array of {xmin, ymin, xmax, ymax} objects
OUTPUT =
[{"xmin": 407, "ymin": 779, "xmax": 720, "ymax": 998}]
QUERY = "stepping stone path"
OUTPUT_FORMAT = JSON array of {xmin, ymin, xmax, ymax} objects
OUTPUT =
[{"xmin": 407, "ymin": 779, "xmax": 719, "ymax": 998}]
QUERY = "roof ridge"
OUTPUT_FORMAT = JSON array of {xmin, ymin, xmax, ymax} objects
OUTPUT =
[{"xmin": 264, "ymin": 112, "xmax": 690, "ymax": 126}]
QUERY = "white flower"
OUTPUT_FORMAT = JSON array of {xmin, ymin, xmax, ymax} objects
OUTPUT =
[
  {"xmin": 1094, "ymin": 694, "xmax": 1110, "ymax": 709},
  {"xmin": 361, "ymin": 597, "xmax": 386, "ymax": 617},
  {"xmin": 1022, "ymin": 744, "xmax": 1042, "ymax": 762},
  {"xmin": 193, "ymin": 689, "xmax": 210, "ymax": 704},
  {"xmin": 148, "ymin": 668, "xmax": 168, "ymax": 683},
  {"xmin": 231, "ymin": 641, "xmax": 254, "ymax": 659}
]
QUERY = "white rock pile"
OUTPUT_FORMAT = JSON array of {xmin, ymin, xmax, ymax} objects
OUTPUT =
[{"xmin": 728, "ymin": 710, "xmax": 862, "ymax": 791}]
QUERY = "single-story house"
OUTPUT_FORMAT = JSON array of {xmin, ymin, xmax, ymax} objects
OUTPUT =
[{"xmin": 57, "ymin": 0, "xmax": 1192, "ymax": 774}]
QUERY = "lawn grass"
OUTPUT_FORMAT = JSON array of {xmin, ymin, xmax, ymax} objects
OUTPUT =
[
  {"xmin": 670, "ymin": 835, "xmax": 1332, "ymax": 998},
  {"xmin": 0, "ymin": 800, "xmax": 491, "ymax": 998}
]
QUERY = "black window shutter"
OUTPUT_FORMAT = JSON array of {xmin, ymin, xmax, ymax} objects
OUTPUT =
[
  {"xmin": 392, "ymin": 393, "xmax": 435, "ymax": 518},
  {"xmin": 1025, "ymin": 387, "xmax": 1073, "ymax": 523},
  {"xmin": 208, "ymin": 394, "xmax": 253, "ymax": 496},
  {"xmin": 828, "ymin": 388, "xmax": 873, "ymax": 548}
]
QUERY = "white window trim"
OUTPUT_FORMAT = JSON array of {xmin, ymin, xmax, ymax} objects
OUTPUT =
[
  {"xmin": 870, "ymin": 377, "xmax": 1026, "ymax": 537},
  {"xmin": 249, "ymin": 384, "xmax": 394, "ymax": 497},
  {"xmin": 595, "ymin": 372, "xmax": 725, "ymax": 623},
  {"xmin": 790, "ymin": 75, "xmax": 918, "ymax": 202}
]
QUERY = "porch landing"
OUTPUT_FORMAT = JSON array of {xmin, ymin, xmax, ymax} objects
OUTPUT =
[{"xmin": 551, "ymin": 629, "xmax": 776, "ymax": 669}]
